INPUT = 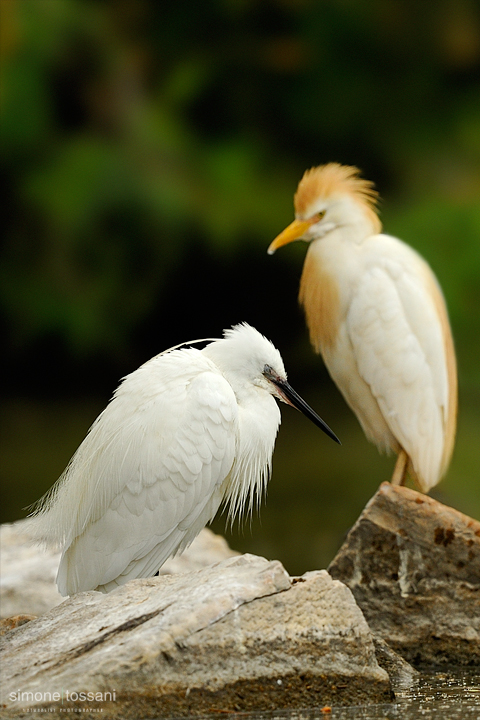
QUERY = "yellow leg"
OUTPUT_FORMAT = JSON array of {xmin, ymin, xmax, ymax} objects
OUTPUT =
[{"xmin": 391, "ymin": 449, "xmax": 408, "ymax": 486}]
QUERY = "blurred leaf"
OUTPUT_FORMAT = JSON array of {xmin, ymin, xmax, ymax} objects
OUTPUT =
[{"xmin": 0, "ymin": 0, "xmax": 479, "ymax": 377}]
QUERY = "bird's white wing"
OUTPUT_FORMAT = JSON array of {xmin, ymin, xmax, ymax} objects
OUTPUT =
[
  {"xmin": 51, "ymin": 350, "xmax": 237, "ymax": 595},
  {"xmin": 345, "ymin": 237, "xmax": 449, "ymax": 491}
]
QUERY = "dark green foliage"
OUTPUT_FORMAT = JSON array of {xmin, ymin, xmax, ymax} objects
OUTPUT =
[{"xmin": 1, "ymin": 0, "xmax": 479, "ymax": 380}]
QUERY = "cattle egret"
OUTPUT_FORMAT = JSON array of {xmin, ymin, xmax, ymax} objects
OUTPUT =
[
  {"xmin": 268, "ymin": 163, "xmax": 457, "ymax": 493},
  {"xmin": 28, "ymin": 323, "xmax": 339, "ymax": 596}
]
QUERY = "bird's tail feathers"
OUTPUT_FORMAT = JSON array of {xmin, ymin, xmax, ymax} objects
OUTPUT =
[{"xmin": 23, "ymin": 467, "xmax": 75, "ymax": 548}]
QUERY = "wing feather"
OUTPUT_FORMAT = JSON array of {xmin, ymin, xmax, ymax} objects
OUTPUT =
[
  {"xmin": 345, "ymin": 238, "xmax": 451, "ymax": 490},
  {"xmin": 35, "ymin": 349, "xmax": 237, "ymax": 595}
]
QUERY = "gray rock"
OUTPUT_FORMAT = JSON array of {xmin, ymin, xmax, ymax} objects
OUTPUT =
[
  {"xmin": 328, "ymin": 482, "xmax": 480, "ymax": 665},
  {"xmin": 371, "ymin": 634, "xmax": 419, "ymax": 691},
  {"xmin": 0, "ymin": 522, "xmax": 63, "ymax": 618},
  {"xmin": 0, "ymin": 556, "xmax": 390, "ymax": 717},
  {"xmin": 0, "ymin": 520, "xmax": 238, "ymax": 618}
]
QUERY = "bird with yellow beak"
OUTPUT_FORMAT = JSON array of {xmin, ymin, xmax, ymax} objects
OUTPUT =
[{"xmin": 268, "ymin": 163, "xmax": 457, "ymax": 493}]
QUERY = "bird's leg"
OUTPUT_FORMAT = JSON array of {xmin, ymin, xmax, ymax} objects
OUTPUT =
[{"xmin": 391, "ymin": 449, "xmax": 408, "ymax": 486}]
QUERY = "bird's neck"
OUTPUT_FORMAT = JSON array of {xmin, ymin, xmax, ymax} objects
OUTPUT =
[
  {"xmin": 299, "ymin": 242, "xmax": 342, "ymax": 354},
  {"xmin": 299, "ymin": 219, "xmax": 376, "ymax": 354},
  {"xmin": 330, "ymin": 195, "xmax": 382, "ymax": 241},
  {"xmin": 339, "ymin": 213, "xmax": 380, "ymax": 243}
]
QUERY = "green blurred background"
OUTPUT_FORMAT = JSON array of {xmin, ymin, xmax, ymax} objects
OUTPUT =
[{"xmin": 1, "ymin": 0, "xmax": 479, "ymax": 575}]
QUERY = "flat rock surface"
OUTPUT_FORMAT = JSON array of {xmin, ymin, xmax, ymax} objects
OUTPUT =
[
  {"xmin": 328, "ymin": 482, "xmax": 480, "ymax": 665},
  {"xmin": 0, "ymin": 555, "xmax": 390, "ymax": 718},
  {"xmin": 0, "ymin": 520, "xmax": 237, "ymax": 618}
]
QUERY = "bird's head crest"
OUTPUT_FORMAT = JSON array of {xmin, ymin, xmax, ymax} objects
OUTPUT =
[{"xmin": 294, "ymin": 163, "xmax": 380, "ymax": 220}]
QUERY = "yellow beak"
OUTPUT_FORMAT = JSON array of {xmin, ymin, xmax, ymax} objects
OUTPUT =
[{"xmin": 267, "ymin": 218, "xmax": 316, "ymax": 255}]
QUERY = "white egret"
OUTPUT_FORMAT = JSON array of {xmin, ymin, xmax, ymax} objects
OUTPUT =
[
  {"xmin": 268, "ymin": 163, "xmax": 457, "ymax": 493},
  {"xmin": 28, "ymin": 323, "xmax": 339, "ymax": 596}
]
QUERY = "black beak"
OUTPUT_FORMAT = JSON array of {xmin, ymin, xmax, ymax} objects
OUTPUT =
[{"xmin": 265, "ymin": 368, "xmax": 340, "ymax": 445}]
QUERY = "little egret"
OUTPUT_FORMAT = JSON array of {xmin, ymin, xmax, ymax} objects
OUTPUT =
[
  {"xmin": 29, "ymin": 323, "xmax": 339, "ymax": 596},
  {"xmin": 268, "ymin": 163, "xmax": 457, "ymax": 493}
]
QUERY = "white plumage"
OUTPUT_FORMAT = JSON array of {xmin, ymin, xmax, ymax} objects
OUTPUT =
[
  {"xmin": 268, "ymin": 163, "xmax": 457, "ymax": 492},
  {"xmin": 28, "ymin": 323, "xmax": 339, "ymax": 596}
]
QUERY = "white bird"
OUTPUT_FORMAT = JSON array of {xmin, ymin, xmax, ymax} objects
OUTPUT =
[
  {"xmin": 28, "ymin": 323, "xmax": 339, "ymax": 596},
  {"xmin": 268, "ymin": 163, "xmax": 457, "ymax": 493}
]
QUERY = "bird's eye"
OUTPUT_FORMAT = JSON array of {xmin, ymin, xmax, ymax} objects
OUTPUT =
[
  {"xmin": 263, "ymin": 364, "xmax": 278, "ymax": 382},
  {"xmin": 311, "ymin": 210, "xmax": 326, "ymax": 223}
]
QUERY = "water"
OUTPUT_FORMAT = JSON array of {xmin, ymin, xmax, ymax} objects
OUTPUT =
[{"xmin": 169, "ymin": 669, "xmax": 480, "ymax": 720}]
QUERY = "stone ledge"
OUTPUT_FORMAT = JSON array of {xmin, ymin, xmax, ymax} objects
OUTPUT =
[{"xmin": 328, "ymin": 482, "xmax": 480, "ymax": 665}]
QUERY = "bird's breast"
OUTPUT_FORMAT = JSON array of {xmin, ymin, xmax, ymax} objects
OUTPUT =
[
  {"xmin": 299, "ymin": 233, "xmax": 385, "ymax": 355},
  {"xmin": 222, "ymin": 392, "xmax": 280, "ymax": 519},
  {"xmin": 237, "ymin": 392, "xmax": 281, "ymax": 457},
  {"xmin": 299, "ymin": 242, "xmax": 344, "ymax": 354}
]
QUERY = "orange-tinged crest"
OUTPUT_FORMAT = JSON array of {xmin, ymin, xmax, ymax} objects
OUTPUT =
[{"xmin": 294, "ymin": 163, "xmax": 381, "ymax": 229}]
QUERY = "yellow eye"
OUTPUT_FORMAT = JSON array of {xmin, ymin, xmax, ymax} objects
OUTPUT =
[{"xmin": 311, "ymin": 210, "xmax": 326, "ymax": 223}]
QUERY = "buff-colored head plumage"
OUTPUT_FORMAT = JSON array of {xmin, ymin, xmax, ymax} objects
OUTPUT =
[{"xmin": 294, "ymin": 163, "xmax": 381, "ymax": 233}]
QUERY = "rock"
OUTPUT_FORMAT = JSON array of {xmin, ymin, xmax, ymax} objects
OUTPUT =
[
  {"xmin": 328, "ymin": 482, "xmax": 480, "ymax": 665},
  {"xmin": 0, "ymin": 520, "xmax": 238, "ymax": 618},
  {"xmin": 157, "ymin": 569, "xmax": 391, "ymax": 713},
  {"xmin": 371, "ymin": 635, "xmax": 419, "ymax": 691},
  {"xmin": 0, "ymin": 522, "xmax": 62, "ymax": 619},
  {"xmin": 0, "ymin": 556, "xmax": 391, "ymax": 717},
  {"xmin": 160, "ymin": 524, "xmax": 239, "ymax": 574},
  {"xmin": 0, "ymin": 615, "xmax": 36, "ymax": 637}
]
